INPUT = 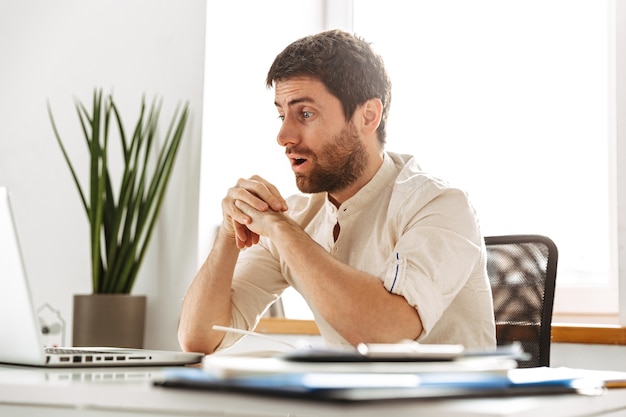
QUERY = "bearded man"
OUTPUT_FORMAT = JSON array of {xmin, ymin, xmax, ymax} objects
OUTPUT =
[{"xmin": 178, "ymin": 30, "xmax": 496, "ymax": 354}]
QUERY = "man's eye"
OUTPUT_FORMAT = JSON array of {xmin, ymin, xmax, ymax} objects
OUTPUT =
[
  {"xmin": 302, "ymin": 111, "xmax": 313, "ymax": 119},
  {"xmin": 278, "ymin": 115, "xmax": 285, "ymax": 122}
]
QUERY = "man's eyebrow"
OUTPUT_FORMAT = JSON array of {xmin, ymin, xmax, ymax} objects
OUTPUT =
[{"xmin": 274, "ymin": 96, "xmax": 316, "ymax": 108}]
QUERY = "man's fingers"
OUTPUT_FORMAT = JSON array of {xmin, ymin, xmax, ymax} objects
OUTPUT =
[
  {"xmin": 221, "ymin": 175, "xmax": 286, "ymax": 250},
  {"xmin": 239, "ymin": 176, "xmax": 288, "ymax": 212},
  {"xmin": 248, "ymin": 175, "xmax": 288, "ymax": 211},
  {"xmin": 233, "ymin": 221, "xmax": 259, "ymax": 249},
  {"xmin": 230, "ymin": 186, "xmax": 269, "ymax": 212}
]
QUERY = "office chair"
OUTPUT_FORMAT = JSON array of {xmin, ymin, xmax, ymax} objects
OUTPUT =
[{"xmin": 484, "ymin": 235, "xmax": 558, "ymax": 368}]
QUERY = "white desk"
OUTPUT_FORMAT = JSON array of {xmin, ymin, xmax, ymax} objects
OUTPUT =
[{"xmin": 1, "ymin": 364, "xmax": 626, "ymax": 417}]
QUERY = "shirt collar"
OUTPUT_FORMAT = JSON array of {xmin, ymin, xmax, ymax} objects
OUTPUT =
[{"xmin": 325, "ymin": 152, "xmax": 396, "ymax": 218}]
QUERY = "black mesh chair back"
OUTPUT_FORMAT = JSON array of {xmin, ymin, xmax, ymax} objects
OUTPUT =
[{"xmin": 484, "ymin": 235, "xmax": 558, "ymax": 368}]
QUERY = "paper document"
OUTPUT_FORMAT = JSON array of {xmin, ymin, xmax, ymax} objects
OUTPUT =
[{"xmin": 202, "ymin": 353, "xmax": 518, "ymax": 379}]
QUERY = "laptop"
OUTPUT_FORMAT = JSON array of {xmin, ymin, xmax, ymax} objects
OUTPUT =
[{"xmin": 0, "ymin": 186, "xmax": 203, "ymax": 367}]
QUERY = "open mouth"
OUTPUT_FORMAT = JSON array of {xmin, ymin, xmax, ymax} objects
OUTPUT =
[{"xmin": 287, "ymin": 150, "xmax": 310, "ymax": 170}]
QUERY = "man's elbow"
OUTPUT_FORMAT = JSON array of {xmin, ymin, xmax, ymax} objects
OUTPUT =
[{"xmin": 177, "ymin": 327, "xmax": 218, "ymax": 355}]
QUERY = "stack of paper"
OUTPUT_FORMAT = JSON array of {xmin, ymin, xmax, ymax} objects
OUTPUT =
[
  {"xmin": 155, "ymin": 343, "xmax": 610, "ymax": 402},
  {"xmin": 201, "ymin": 350, "xmax": 518, "ymax": 379}
]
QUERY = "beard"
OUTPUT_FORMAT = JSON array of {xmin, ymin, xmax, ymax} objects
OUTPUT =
[{"xmin": 290, "ymin": 123, "xmax": 368, "ymax": 194}]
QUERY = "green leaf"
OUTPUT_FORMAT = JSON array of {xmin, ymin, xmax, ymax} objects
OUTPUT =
[{"xmin": 49, "ymin": 88, "xmax": 189, "ymax": 294}]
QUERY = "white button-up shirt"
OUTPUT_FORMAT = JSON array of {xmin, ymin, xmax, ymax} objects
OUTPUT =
[{"xmin": 223, "ymin": 152, "xmax": 496, "ymax": 350}]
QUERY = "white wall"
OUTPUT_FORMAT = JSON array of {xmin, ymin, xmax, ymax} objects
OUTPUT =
[{"xmin": 0, "ymin": 0, "xmax": 206, "ymax": 350}]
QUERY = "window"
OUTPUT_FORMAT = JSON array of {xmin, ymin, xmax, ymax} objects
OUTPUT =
[{"xmin": 350, "ymin": 0, "xmax": 616, "ymax": 321}]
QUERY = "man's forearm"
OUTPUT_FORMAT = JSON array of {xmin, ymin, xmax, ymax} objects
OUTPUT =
[
  {"xmin": 178, "ymin": 228, "xmax": 240, "ymax": 354},
  {"xmin": 267, "ymin": 218, "xmax": 422, "ymax": 345}
]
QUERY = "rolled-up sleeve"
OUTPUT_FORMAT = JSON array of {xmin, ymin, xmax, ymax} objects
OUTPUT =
[{"xmin": 382, "ymin": 183, "xmax": 485, "ymax": 342}]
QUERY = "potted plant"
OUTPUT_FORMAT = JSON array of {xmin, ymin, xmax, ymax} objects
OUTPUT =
[{"xmin": 47, "ymin": 89, "xmax": 189, "ymax": 348}]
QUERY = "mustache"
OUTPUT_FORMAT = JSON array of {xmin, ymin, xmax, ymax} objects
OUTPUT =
[{"xmin": 285, "ymin": 147, "xmax": 313, "ymax": 157}]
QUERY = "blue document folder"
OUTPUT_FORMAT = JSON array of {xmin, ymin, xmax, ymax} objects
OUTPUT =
[{"xmin": 155, "ymin": 367, "xmax": 604, "ymax": 402}]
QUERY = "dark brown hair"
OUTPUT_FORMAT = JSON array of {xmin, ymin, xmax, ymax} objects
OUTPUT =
[{"xmin": 266, "ymin": 29, "xmax": 391, "ymax": 145}]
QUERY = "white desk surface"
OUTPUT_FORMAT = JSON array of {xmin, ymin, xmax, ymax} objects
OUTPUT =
[{"xmin": 1, "ymin": 364, "xmax": 626, "ymax": 417}]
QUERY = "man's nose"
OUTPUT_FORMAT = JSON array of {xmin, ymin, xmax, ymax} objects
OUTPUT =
[{"xmin": 276, "ymin": 117, "xmax": 299, "ymax": 148}]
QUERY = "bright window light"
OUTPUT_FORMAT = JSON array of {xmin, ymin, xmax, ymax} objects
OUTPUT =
[{"xmin": 354, "ymin": 0, "xmax": 611, "ymax": 290}]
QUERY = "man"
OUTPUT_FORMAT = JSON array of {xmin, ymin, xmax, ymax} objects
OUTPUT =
[{"xmin": 178, "ymin": 29, "xmax": 496, "ymax": 354}]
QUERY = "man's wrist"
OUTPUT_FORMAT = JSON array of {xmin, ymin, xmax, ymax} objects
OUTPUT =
[{"xmin": 268, "ymin": 215, "xmax": 298, "ymax": 241}]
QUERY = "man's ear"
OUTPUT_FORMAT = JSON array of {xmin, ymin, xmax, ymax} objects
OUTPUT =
[{"xmin": 357, "ymin": 98, "xmax": 383, "ymax": 136}]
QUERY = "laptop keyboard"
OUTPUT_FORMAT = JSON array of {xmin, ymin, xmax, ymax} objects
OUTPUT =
[{"xmin": 45, "ymin": 348, "xmax": 117, "ymax": 355}]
